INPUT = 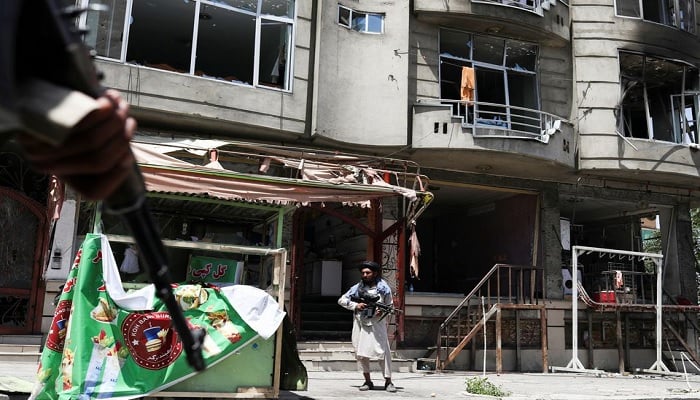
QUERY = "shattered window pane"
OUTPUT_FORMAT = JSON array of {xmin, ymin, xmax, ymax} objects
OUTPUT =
[
  {"xmin": 508, "ymin": 72, "xmax": 539, "ymax": 134},
  {"xmin": 85, "ymin": 0, "xmax": 127, "ymax": 59},
  {"xmin": 475, "ymin": 68, "xmax": 506, "ymax": 122},
  {"xmin": 258, "ymin": 19, "xmax": 292, "ymax": 88},
  {"xmin": 126, "ymin": 0, "xmax": 196, "ymax": 73},
  {"xmin": 195, "ymin": 4, "xmax": 255, "ymax": 84},
  {"xmin": 474, "ymin": 36, "xmax": 504, "ymax": 65},
  {"xmin": 439, "ymin": 28, "xmax": 540, "ymax": 133},
  {"xmin": 506, "ymin": 41, "xmax": 537, "ymax": 72},
  {"xmin": 679, "ymin": 0, "xmax": 695, "ymax": 32},
  {"xmin": 619, "ymin": 51, "xmax": 699, "ymax": 143},
  {"xmin": 616, "ymin": 0, "xmax": 641, "ymax": 17},
  {"xmin": 261, "ymin": 0, "xmax": 294, "ymax": 18},
  {"xmin": 216, "ymin": 0, "xmax": 258, "ymax": 13},
  {"xmin": 440, "ymin": 30, "xmax": 472, "ymax": 60},
  {"xmin": 642, "ymin": 0, "xmax": 674, "ymax": 25},
  {"xmin": 86, "ymin": 0, "xmax": 295, "ymax": 90}
]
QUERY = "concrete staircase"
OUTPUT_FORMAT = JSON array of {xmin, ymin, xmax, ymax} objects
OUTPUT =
[
  {"xmin": 299, "ymin": 297, "xmax": 352, "ymax": 340},
  {"xmin": 297, "ymin": 341, "xmax": 418, "ymax": 372},
  {"xmin": 0, "ymin": 335, "xmax": 42, "ymax": 364}
]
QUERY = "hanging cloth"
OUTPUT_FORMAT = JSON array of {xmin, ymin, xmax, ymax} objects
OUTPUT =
[
  {"xmin": 460, "ymin": 66, "xmax": 475, "ymax": 102},
  {"xmin": 409, "ymin": 225, "xmax": 421, "ymax": 279},
  {"xmin": 614, "ymin": 270, "xmax": 624, "ymax": 289},
  {"xmin": 119, "ymin": 246, "xmax": 140, "ymax": 274}
]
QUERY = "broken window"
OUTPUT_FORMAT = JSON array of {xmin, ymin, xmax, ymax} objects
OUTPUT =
[
  {"xmin": 618, "ymin": 51, "xmax": 699, "ymax": 144},
  {"xmin": 616, "ymin": 0, "xmax": 695, "ymax": 33},
  {"xmin": 79, "ymin": 0, "xmax": 295, "ymax": 90},
  {"xmin": 337, "ymin": 5, "xmax": 384, "ymax": 34},
  {"xmin": 439, "ymin": 29, "xmax": 540, "ymax": 135}
]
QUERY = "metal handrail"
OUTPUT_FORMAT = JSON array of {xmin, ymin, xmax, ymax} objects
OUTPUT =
[
  {"xmin": 661, "ymin": 287, "xmax": 700, "ymax": 357},
  {"xmin": 417, "ymin": 98, "xmax": 571, "ymax": 142},
  {"xmin": 436, "ymin": 264, "xmax": 546, "ymax": 370},
  {"xmin": 439, "ymin": 264, "xmax": 545, "ymax": 330}
]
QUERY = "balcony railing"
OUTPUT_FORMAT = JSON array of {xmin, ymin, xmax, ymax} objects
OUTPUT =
[
  {"xmin": 417, "ymin": 98, "xmax": 568, "ymax": 143},
  {"xmin": 473, "ymin": 0, "xmax": 542, "ymax": 14}
]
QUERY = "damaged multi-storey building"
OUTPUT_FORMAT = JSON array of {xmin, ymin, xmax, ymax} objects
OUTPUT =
[{"xmin": 2, "ymin": 0, "xmax": 700, "ymax": 374}]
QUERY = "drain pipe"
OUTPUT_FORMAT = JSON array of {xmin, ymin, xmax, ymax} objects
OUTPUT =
[{"xmin": 308, "ymin": 0, "xmax": 322, "ymax": 137}]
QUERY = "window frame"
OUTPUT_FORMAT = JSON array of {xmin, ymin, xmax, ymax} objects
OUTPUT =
[
  {"xmin": 438, "ymin": 28, "xmax": 541, "ymax": 133},
  {"xmin": 78, "ymin": 0, "xmax": 296, "ymax": 92},
  {"xmin": 618, "ymin": 50, "xmax": 700, "ymax": 144},
  {"xmin": 614, "ymin": 0, "xmax": 696, "ymax": 34},
  {"xmin": 337, "ymin": 4, "xmax": 385, "ymax": 34}
]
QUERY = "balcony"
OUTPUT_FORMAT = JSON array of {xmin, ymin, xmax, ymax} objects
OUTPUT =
[
  {"xmin": 413, "ymin": 0, "xmax": 569, "ymax": 45},
  {"xmin": 411, "ymin": 100, "xmax": 576, "ymax": 176}
]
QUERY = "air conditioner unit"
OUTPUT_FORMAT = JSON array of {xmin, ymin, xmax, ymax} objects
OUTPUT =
[{"xmin": 562, "ymin": 268, "xmax": 582, "ymax": 296}]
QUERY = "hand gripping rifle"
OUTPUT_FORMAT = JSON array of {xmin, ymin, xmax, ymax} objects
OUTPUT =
[
  {"xmin": 349, "ymin": 293, "xmax": 402, "ymax": 322},
  {"xmin": 10, "ymin": 0, "xmax": 206, "ymax": 371}
]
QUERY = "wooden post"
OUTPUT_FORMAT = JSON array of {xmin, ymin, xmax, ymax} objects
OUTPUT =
[
  {"xmin": 496, "ymin": 307, "xmax": 502, "ymax": 374},
  {"xmin": 587, "ymin": 311, "xmax": 594, "ymax": 369},
  {"xmin": 367, "ymin": 199, "xmax": 382, "ymax": 261},
  {"xmin": 516, "ymin": 310, "xmax": 521, "ymax": 371},
  {"xmin": 540, "ymin": 307, "xmax": 548, "ymax": 372},
  {"xmin": 289, "ymin": 209, "xmax": 305, "ymax": 338},
  {"xmin": 396, "ymin": 223, "xmax": 406, "ymax": 342},
  {"xmin": 470, "ymin": 332, "xmax": 477, "ymax": 370},
  {"xmin": 616, "ymin": 311, "xmax": 624, "ymax": 374},
  {"xmin": 625, "ymin": 314, "xmax": 631, "ymax": 370}
]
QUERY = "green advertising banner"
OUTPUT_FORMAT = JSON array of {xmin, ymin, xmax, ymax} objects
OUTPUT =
[
  {"xmin": 31, "ymin": 234, "xmax": 284, "ymax": 400},
  {"xmin": 187, "ymin": 256, "xmax": 239, "ymax": 284}
]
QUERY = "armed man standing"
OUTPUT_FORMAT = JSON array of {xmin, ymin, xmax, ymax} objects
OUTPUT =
[{"xmin": 338, "ymin": 261, "xmax": 397, "ymax": 393}]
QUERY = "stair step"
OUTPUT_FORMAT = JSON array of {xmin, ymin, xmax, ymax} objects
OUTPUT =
[
  {"xmin": 297, "ymin": 341, "xmax": 353, "ymax": 351},
  {"xmin": 300, "ymin": 311, "xmax": 351, "ymax": 321},
  {"xmin": 298, "ymin": 349, "xmax": 357, "ymax": 361},
  {"xmin": 0, "ymin": 352, "xmax": 41, "ymax": 363},
  {"xmin": 296, "ymin": 340, "xmax": 421, "ymax": 372},
  {"xmin": 302, "ymin": 358, "xmax": 415, "ymax": 372},
  {"xmin": 300, "ymin": 330, "xmax": 351, "ymax": 340},
  {"xmin": 0, "ymin": 335, "xmax": 43, "ymax": 345},
  {"xmin": 302, "ymin": 320, "xmax": 352, "ymax": 331},
  {"xmin": 0, "ymin": 344, "xmax": 41, "ymax": 353}
]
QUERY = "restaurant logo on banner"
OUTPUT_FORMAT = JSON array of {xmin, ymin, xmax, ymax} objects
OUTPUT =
[{"xmin": 121, "ymin": 312, "xmax": 183, "ymax": 369}]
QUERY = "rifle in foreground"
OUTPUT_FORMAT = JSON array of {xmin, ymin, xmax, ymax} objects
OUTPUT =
[{"xmin": 12, "ymin": 0, "xmax": 205, "ymax": 371}]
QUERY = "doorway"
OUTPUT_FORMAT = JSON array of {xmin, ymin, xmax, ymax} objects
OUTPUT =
[{"xmin": 0, "ymin": 188, "xmax": 48, "ymax": 334}]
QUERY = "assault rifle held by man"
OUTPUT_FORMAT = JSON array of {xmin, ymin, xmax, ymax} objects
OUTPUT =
[{"xmin": 350, "ymin": 293, "xmax": 402, "ymax": 321}]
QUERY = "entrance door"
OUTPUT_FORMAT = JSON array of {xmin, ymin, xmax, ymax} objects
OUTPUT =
[{"xmin": 0, "ymin": 188, "xmax": 47, "ymax": 333}]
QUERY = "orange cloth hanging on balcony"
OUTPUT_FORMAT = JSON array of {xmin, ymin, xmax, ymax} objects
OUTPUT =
[{"xmin": 460, "ymin": 66, "xmax": 475, "ymax": 102}]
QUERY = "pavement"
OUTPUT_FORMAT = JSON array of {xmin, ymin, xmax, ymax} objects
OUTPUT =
[
  {"xmin": 5, "ymin": 361, "xmax": 700, "ymax": 399},
  {"xmin": 284, "ymin": 370, "xmax": 700, "ymax": 400}
]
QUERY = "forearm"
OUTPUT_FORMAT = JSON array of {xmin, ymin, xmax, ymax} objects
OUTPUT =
[{"xmin": 338, "ymin": 294, "xmax": 358, "ymax": 311}]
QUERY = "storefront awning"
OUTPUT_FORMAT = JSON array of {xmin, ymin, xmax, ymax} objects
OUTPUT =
[{"xmin": 131, "ymin": 141, "xmax": 433, "ymax": 223}]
